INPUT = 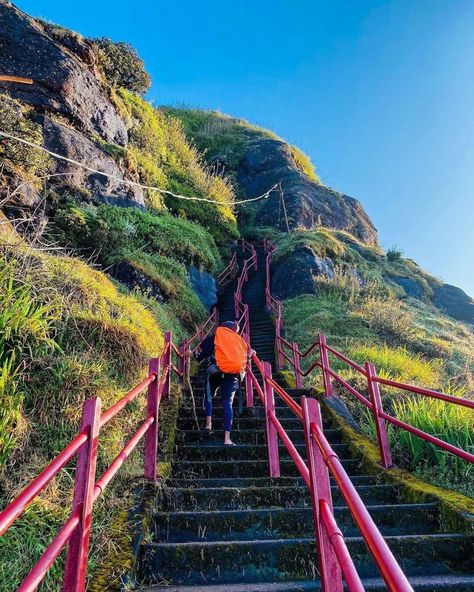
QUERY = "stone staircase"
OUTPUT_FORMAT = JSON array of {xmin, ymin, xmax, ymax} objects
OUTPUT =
[{"xmin": 137, "ymin": 248, "xmax": 474, "ymax": 591}]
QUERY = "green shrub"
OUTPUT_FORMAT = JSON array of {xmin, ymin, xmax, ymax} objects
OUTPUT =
[
  {"xmin": 115, "ymin": 91, "xmax": 238, "ymax": 244},
  {"xmin": 387, "ymin": 246, "xmax": 404, "ymax": 261},
  {"xmin": 52, "ymin": 202, "xmax": 221, "ymax": 272},
  {"xmin": 93, "ymin": 38, "xmax": 151, "ymax": 94},
  {"xmin": 0, "ymin": 94, "xmax": 50, "ymax": 184}
]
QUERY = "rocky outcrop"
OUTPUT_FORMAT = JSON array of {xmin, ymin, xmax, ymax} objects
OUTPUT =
[
  {"xmin": 188, "ymin": 266, "xmax": 217, "ymax": 310},
  {"xmin": 388, "ymin": 276, "xmax": 426, "ymax": 300},
  {"xmin": 110, "ymin": 261, "xmax": 165, "ymax": 301},
  {"xmin": 271, "ymin": 246, "xmax": 335, "ymax": 300},
  {"xmin": 432, "ymin": 283, "xmax": 474, "ymax": 324},
  {"xmin": 0, "ymin": 2, "xmax": 127, "ymax": 144},
  {"xmin": 41, "ymin": 116, "xmax": 144, "ymax": 206},
  {"xmin": 236, "ymin": 138, "xmax": 378, "ymax": 245}
]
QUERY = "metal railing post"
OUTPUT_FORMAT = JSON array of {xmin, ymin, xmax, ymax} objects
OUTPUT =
[
  {"xmin": 276, "ymin": 303, "xmax": 283, "ymax": 369},
  {"xmin": 263, "ymin": 362, "xmax": 280, "ymax": 477},
  {"xmin": 292, "ymin": 342, "xmax": 303, "ymax": 388},
  {"xmin": 63, "ymin": 397, "xmax": 101, "ymax": 592},
  {"xmin": 178, "ymin": 343, "xmax": 185, "ymax": 385},
  {"xmin": 163, "ymin": 332, "xmax": 172, "ymax": 399},
  {"xmin": 318, "ymin": 333, "xmax": 333, "ymax": 397},
  {"xmin": 365, "ymin": 362, "xmax": 393, "ymax": 468},
  {"xmin": 302, "ymin": 396, "xmax": 343, "ymax": 592},
  {"xmin": 245, "ymin": 359, "xmax": 254, "ymax": 408},
  {"xmin": 144, "ymin": 358, "xmax": 161, "ymax": 480}
]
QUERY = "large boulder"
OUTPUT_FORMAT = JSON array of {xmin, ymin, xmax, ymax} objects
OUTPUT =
[
  {"xmin": 0, "ymin": 2, "xmax": 127, "ymax": 144},
  {"xmin": 236, "ymin": 138, "xmax": 378, "ymax": 245},
  {"xmin": 388, "ymin": 276, "xmax": 425, "ymax": 300},
  {"xmin": 431, "ymin": 283, "xmax": 474, "ymax": 324},
  {"xmin": 188, "ymin": 266, "xmax": 217, "ymax": 310},
  {"xmin": 41, "ymin": 116, "xmax": 144, "ymax": 206},
  {"xmin": 271, "ymin": 246, "xmax": 335, "ymax": 300}
]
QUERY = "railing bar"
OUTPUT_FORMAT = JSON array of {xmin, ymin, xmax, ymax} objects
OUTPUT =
[
  {"xmin": 269, "ymin": 411, "xmax": 310, "ymax": 486},
  {"xmin": 100, "ymin": 374, "xmax": 156, "ymax": 428},
  {"xmin": 280, "ymin": 336, "xmax": 293, "ymax": 349},
  {"xmin": 300, "ymin": 360, "xmax": 323, "ymax": 377},
  {"xmin": 0, "ymin": 431, "xmax": 88, "ymax": 536},
  {"xmin": 17, "ymin": 507, "xmax": 82, "ymax": 592},
  {"xmin": 171, "ymin": 363, "xmax": 183, "ymax": 378},
  {"xmin": 325, "ymin": 345, "xmax": 367, "ymax": 374},
  {"xmin": 94, "ymin": 417, "xmax": 155, "ymax": 499},
  {"xmin": 319, "ymin": 500, "xmax": 365, "ymax": 592},
  {"xmin": 374, "ymin": 378, "xmax": 474, "ymax": 409},
  {"xmin": 379, "ymin": 412, "xmax": 474, "ymax": 463},
  {"xmin": 266, "ymin": 376, "xmax": 303, "ymax": 419},
  {"xmin": 311, "ymin": 424, "xmax": 414, "ymax": 591},
  {"xmin": 299, "ymin": 341, "xmax": 320, "ymax": 359},
  {"xmin": 326, "ymin": 369, "xmax": 373, "ymax": 410},
  {"xmin": 250, "ymin": 372, "xmax": 265, "ymax": 404},
  {"xmin": 281, "ymin": 349, "xmax": 294, "ymax": 365}
]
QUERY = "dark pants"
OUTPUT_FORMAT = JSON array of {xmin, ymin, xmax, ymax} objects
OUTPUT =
[{"xmin": 203, "ymin": 373, "xmax": 239, "ymax": 431}]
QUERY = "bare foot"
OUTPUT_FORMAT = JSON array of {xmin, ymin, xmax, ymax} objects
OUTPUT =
[
  {"xmin": 224, "ymin": 438, "xmax": 235, "ymax": 446},
  {"xmin": 205, "ymin": 416, "xmax": 212, "ymax": 431}
]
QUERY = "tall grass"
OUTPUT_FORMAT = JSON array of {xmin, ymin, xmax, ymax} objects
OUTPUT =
[{"xmin": 392, "ymin": 391, "xmax": 473, "ymax": 484}]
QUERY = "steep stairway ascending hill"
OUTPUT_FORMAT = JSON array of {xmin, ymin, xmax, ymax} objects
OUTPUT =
[{"xmin": 138, "ymin": 248, "xmax": 474, "ymax": 591}]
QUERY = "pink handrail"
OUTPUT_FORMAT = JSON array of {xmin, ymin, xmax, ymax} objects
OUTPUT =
[
  {"xmin": 261, "ymin": 239, "xmax": 474, "ymax": 468},
  {"xmin": 0, "ymin": 295, "xmax": 220, "ymax": 591}
]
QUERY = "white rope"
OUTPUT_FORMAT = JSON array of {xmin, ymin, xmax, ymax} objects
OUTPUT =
[{"xmin": 0, "ymin": 130, "xmax": 278, "ymax": 205}]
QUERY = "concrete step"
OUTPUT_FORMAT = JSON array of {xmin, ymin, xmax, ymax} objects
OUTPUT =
[
  {"xmin": 175, "ymin": 442, "xmax": 350, "ymax": 462},
  {"xmin": 177, "ymin": 416, "xmax": 326, "ymax": 431},
  {"xmin": 142, "ymin": 574, "xmax": 474, "ymax": 592},
  {"xmin": 138, "ymin": 534, "xmax": 474, "ymax": 585},
  {"xmin": 175, "ymin": 428, "xmax": 341, "ymax": 445},
  {"xmin": 167, "ymin": 475, "xmax": 385, "ymax": 489},
  {"xmin": 152, "ymin": 503, "xmax": 440, "ymax": 542},
  {"xmin": 161, "ymin": 483, "xmax": 403, "ymax": 511},
  {"xmin": 172, "ymin": 458, "xmax": 362, "ymax": 479}
]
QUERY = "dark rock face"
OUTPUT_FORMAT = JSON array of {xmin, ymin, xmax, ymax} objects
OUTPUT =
[
  {"xmin": 236, "ymin": 138, "xmax": 378, "ymax": 245},
  {"xmin": 41, "ymin": 116, "xmax": 144, "ymax": 206},
  {"xmin": 432, "ymin": 283, "xmax": 474, "ymax": 324},
  {"xmin": 0, "ymin": 3, "xmax": 127, "ymax": 144},
  {"xmin": 110, "ymin": 261, "xmax": 164, "ymax": 301},
  {"xmin": 271, "ymin": 247, "xmax": 335, "ymax": 300},
  {"xmin": 188, "ymin": 266, "xmax": 217, "ymax": 310},
  {"xmin": 388, "ymin": 276, "xmax": 425, "ymax": 300}
]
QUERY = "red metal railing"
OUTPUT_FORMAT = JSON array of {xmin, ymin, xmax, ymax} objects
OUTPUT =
[
  {"xmin": 261, "ymin": 239, "xmax": 474, "ymax": 469},
  {"xmin": 244, "ymin": 352, "xmax": 413, "ymax": 592},
  {"xmin": 234, "ymin": 241, "xmax": 413, "ymax": 590},
  {"xmin": 0, "ymin": 248, "xmax": 236, "ymax": 591}
]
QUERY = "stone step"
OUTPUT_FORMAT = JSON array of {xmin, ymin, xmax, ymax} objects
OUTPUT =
[
  {"xmin": 175, "ymin": 428, "xmax": 341, "ymax": 445},
  {"xmin": 161, "ymin": 483, "xmax": 403, "ymax": 511},
  {"xmin": 178, "ymin": 406, "xmax": 317, "ymax": 421},
  {"xmin": 172, "ymin": 458, "xmax": 362, "ymax": 479},
  {"xmin": 175, "ymin": 442, "xmax": 350, "ymax": 462},
  {"xmin": 152, "ymin": 503, "xmax": 440, "ymax": 542},
  {"xmin": 143, "ymin": 574, "xmax": 474, "ymax": 592},
  {"xmin": 167, "ymin": 475, "xmax": 383, "ymax": 489},
  {"xmin": 138, "ymin": 534, "xmax": 474, "ymax": 585},
  {"xmin": 177, "ymin": 416, "xmax": 321, "ymax": 431}
]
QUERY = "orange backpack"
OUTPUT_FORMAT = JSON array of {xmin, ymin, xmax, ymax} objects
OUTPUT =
[{"xmin": 214, "ymin": 327, "xmax": 248, "ymax": 374}]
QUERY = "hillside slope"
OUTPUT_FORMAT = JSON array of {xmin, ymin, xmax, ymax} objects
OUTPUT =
[{"xmin": 0, "ymin": 2, "xmax": 473, "ymax": 589}]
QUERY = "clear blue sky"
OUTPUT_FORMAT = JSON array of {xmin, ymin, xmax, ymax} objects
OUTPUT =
[{"xmin": 16, "ymin": 0, "xmax": 474, "ymax": 296}]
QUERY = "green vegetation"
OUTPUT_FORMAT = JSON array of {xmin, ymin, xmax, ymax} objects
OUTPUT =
[
  {"xmin": 111, "ymin": 91, "xmax": 238, "ymax": 244},
  {"xmin": 0, "ymin": 224, "xmax": 188, "ymax": 589},
  {"xmin": 274, "ymin": 224, "xmax": 473, "ymax": 495},
  {"xmin": 93, "ymin": 38, "xmax": 151, "ymax": 94},
  {"xmin": 164, "ymin": 107, "xmax": 321, "ymax": 183},
  {"xmin": 0, "ymin": 93, "xmax": 50, "ymax": 186}
]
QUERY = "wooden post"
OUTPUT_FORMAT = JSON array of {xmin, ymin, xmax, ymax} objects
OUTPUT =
[
  {"xmin": 63, "ymin": 397, "xmax": 101, "ymax": 592},
  {"xmin": 318, "ymin": 334, "xmax": 333, "ymax": 397},
  {"xmin": 144, "ymin": 358, "xmax": 161, "ymax": 480},
  {"xmin": 366, "ymin": 362, "xmax": 393, "ymax": 468},
  {"xmin": 302, "ymin": 396, "xmax": 343, "ymax": 592},
  {"xmin": 279, "ymin": 183, "xmax": 290, "ymax": 234},
  {"xmin": 163, "ymin": 332, "xmax": 172, "ymax": 399},
  {"xmin": 263, "ymin": 362, "xmax": 280, "ymax": 477}
]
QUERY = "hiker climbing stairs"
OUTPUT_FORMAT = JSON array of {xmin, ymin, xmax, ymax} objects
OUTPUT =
[{"xmin": 137, "ymin": 246, "xmax": 474, "ymax": 591}]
